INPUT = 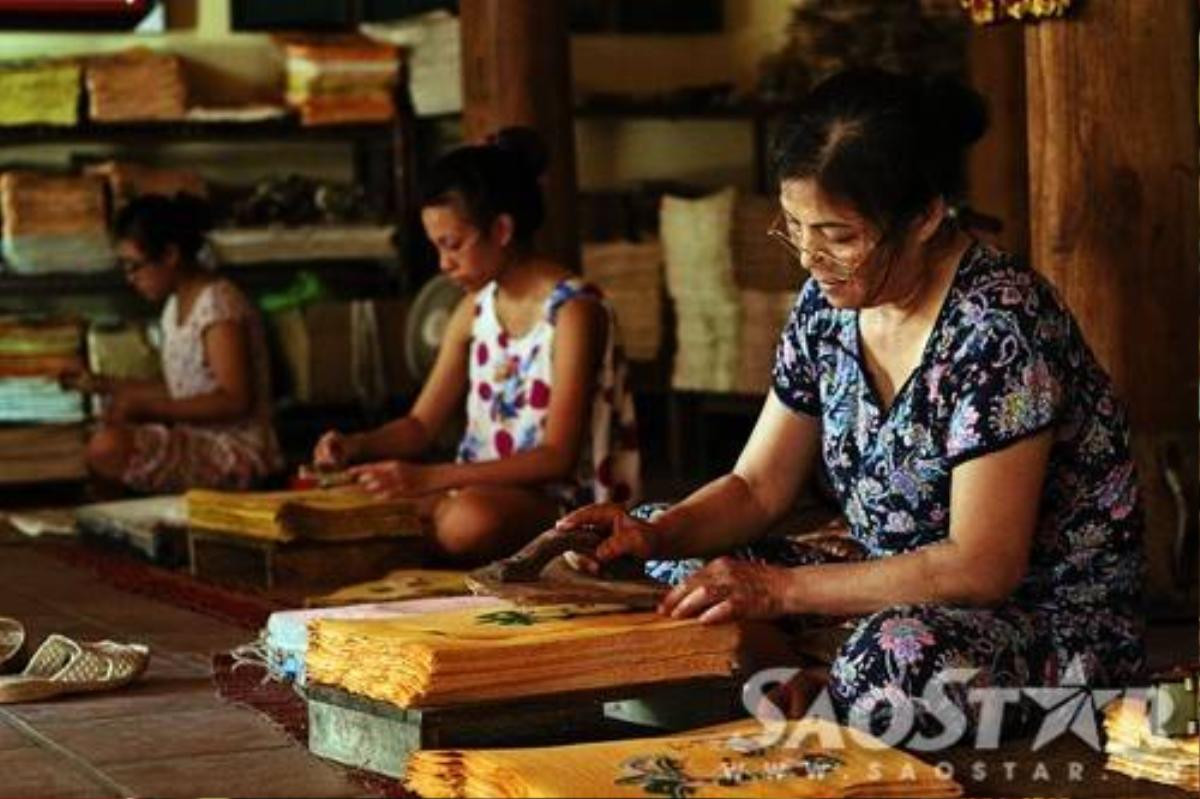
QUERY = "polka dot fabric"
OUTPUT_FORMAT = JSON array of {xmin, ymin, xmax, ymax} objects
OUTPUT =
[{"xmin": 457, "ymin": 279, "xmax": 640, "ymax": 509}]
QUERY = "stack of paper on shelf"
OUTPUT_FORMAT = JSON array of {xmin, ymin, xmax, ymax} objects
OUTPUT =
[
  {"xmin": 0, "ymin": 317, "xmax": 85, "ymax": 423},
  {"xmin": 306, "ymin": 605, "xmax": 745, "ymax": 708},
  {"xmin": 0, "ymin": 378, "xmax": 86, "ymax": 423},
  {"xmin": 282, "ymin": 36, "xmax": 399, "ymax": 125},
  {"xmin": 85, "ymin": 48, "xmax": 188, "ymax": 122},
  {"xmin": 732, "ymin": 193, "xmax": 801, "ymax": 293},
  {"xmin": 185, "ymin": 486, "xmax": 422, "ymax": 543},
  {"xmin": 208, "ymin": 226, "xmax": 396, "ymax": 264},
  {"xmin": 735, "ymin": 290, "xmax": 797, "ymax": 395},
  {"xmin": 661, "ymin": 188, "xmax": 741, "ymax": 392},
  {"xmin": 0, "ymin": 425, "xmax": 86, "ymax": 484},
  {"xmin": 0, "ymin": 59, "xmax": 81, "ymax": 127},
  {"xmin": 405, "ymin": 717, "xmax": 963, "ymax": 798},
  {"xmin": 1104, "ymin": 696, "xmax": 1198, "ymax": 792},
  {"xmin": 0, "ymin": 317, "xmax": 83, "ymax": 358},
  {"xmin": 361, "ymin": 12, "xmax": 462, "ymax": 117},
  {"xmin": 84, "ymin": 161, "xmax": 206, "ymax": 211},
  {"xmin": 0, "ymin": 172, "xmax": 113, "ymax": 274},
  {"xmin": 582, "ymin": 240, "xmax": 664, "ymax": 362}
]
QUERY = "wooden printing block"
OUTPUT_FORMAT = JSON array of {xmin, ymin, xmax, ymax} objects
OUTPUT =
[
  {"xmin": 186, "ymin": 526, "xmax": 426, "ymax": 593},
  {"xmin": 603, "ymin": 678, "xmax": 745, "ymax": 731},
  {"xmin": 78, "ymin": 520, "xmax": 189, "ymax": 567},
  {"xmin": 304, "ymin": 676, "xmax": 741, "ymax": 778}
]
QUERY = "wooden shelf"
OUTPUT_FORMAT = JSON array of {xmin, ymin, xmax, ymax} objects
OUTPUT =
[
  {"xmin": 574, "ymin": 102, "xmax": 788, "ymax": 121},
  {"xmin": 419, "ymin": 101, "xmax": 787, "ymax": 124},
  {"xmin": 0, "ymin": 258, "xmax": 402, "ymax": 296},
  {"xmin": 0, "ymin": 117, "xmax": 397, "ymax": 146}
]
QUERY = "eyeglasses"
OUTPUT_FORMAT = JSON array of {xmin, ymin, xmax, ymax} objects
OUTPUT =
[{"xmin": 766, "ymin": 212, "xmax": 877, "ymax": 283}]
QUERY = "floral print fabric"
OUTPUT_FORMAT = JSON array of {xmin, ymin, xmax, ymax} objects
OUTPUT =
[
  {"xmin": 123, "ymin": 279, "xmax": 281, "ymax": 493},
  {"xmin": 769, "ymin": 242, "xmax": 1145, "ymax": 732},
  {"xmin": 457, "ymin": 278, "xmax": 641, "ymax": 509}
]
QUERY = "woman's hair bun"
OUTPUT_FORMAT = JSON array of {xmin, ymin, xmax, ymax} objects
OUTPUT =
[
  {"xmin": 169, "ymin": 191, "xmax": 216, "ymax": 236},
  {"xmin": 920, "ymin": 74, "xmax": 988, "ymax": 151},
  {"xmin": 113, "ymin": 191, "xmax": 215, "ymax": 262},
  {"xmin": 489, "ymin": 126, "xmax": 549, "ymax": 179}
]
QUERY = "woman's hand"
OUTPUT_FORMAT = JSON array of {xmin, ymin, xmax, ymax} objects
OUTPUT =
[
  {"xmin": 102, "ymin": 389, "xmax": 148, "ymax": 425},
  {"xmin": 348, "ymin": 460, "xmax": 439, "ymax": 499},
  {"xmin": 659, "ymin": 557, "xmax": 795, "ymax": 624},
  {"xmin": 313, "ymin": 430, "xmax": 362, "ymax": 470},
  {"xmin": 60, "ymin": 369, "xmax": 110, "ymax": 395},
  {"xmin": 555, "ymin": 503, "xmax": 661, "ymax": 573}
]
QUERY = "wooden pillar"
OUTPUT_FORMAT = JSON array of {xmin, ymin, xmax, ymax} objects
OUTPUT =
[
  {"xmin": 1025, "ymin": 1, "xmax": 1198, "ymax": 611},
  {"xmin": 966, "ymin": 24, "xmax": 1029, "ymax": 258},
  {"xmin": 459, "ymin": 0, "xmax": 580, "ymax": 270}
]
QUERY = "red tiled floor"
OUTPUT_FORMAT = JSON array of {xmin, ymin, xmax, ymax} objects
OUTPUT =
[
  {"xmin": 0, "ymin": 745, "xmax": 120, "ymax": 798},
  {"xmin": 0, "ymin": 590, "xmax": 59, "ymax": 620},
  {"xmin": 0, "ymin": 718, "xmax": 32, "ymax": 753},
  {"xmin": 0, "ymin": 545, "xmax": 377, "ymax": 798},
  {"xmin": 7, "ymin": 674, "xmax": 215, "ymax": 724},
  {"xmin": 28, "ymin": 707, "xmax": 294, "ymax": 766},
  {"xmin": 136, "ymin": 629, "xmax": 253, "ymax": 656}
]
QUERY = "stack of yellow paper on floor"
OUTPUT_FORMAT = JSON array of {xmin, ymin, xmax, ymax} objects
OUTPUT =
[
  {"xmin": 185, "ymin": 486, "xmax": 422, "ymax": 543},
  {"xmin": 405, "ymin": 717, "xmax": 962, "ymax": 798},
  {"xmin": 1104, "ymin": 697, "xmax": 1198, "ymax": 792},
  {"xmin": 306, "ymin": 605, "xmax": 743, "ymax": 708},
  {"xmin": 305, "ymin": 569, "xmax": 469, "ymax": 608}
]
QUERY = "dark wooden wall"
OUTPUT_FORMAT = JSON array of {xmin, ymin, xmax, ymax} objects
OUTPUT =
[
  {"xmin": 967, "ymin": 23, "xmax": 1029, "ymax": 258},
  {"xmin": 1025, "ymin": 0, "xmax": 1199, "ymax": 611},
  {"xmin": 459, "ymin": 0, "xmax": 581, "ymax": 270}
]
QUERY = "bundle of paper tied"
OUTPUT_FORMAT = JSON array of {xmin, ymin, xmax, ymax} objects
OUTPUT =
[
  {"xmin": 305, "ymin": 604, "xmax": 746, "ymax": 708},
  {"xmin": 185, "ymin": 486, "xmax": 421, "ymax": 543}
]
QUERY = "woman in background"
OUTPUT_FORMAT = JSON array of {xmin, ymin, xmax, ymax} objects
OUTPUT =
[
  {"xmin": 76, "ymin": 194, "xmax": 281, "ymax": 493},
  {"xmin": 314, "ymin": 128, "xmax": 640, "ymax": 565}
]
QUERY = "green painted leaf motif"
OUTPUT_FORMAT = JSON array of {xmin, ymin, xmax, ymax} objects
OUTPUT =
[
  {"xmin": 616, "ymin": 755, "xmax": 703, "ymax": 799},
  {"xmin": 476, "ymin": 610, "xmax": 536, "ymax": 627}
]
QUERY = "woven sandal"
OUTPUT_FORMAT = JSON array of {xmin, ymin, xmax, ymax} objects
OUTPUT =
[
  {"xmin": 0, "ymin": 618, "xmax": 25, "ymax": 675},
  {"xmin": 0, "ymin": 634, "xmax": 149, "ymax": 704}
]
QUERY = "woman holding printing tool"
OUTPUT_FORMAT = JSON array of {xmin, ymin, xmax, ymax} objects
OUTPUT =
[
  {"xmin": 313, "ymin": 128, "xmax": 640, "ymax": 564},
  {"xmin": 555, "ymin": 69, "xmax": 1144, "ymax": 739},
  {"xmin": 68, "ymin": 194, "xmax": 281, "ymax": 493}
]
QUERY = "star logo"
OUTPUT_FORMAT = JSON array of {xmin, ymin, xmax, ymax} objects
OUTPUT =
[{"xmin": 1023, "ymin": 657, "xmax": 1124, "ymax": 752}]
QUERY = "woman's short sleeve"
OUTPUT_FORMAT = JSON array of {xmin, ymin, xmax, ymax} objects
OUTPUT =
[
  {"xmin": 771, "ymin": 283, "xmax": 822, "ymax": 417},
  {"xmin": 945, "ymin": 311, "xmax": 1064, "ymax": 466},
  {"xmin": 191, "ymin": 280, "xmax": 252, "ymax": 333}
]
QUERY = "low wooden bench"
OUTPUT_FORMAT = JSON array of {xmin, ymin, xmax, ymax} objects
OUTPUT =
[
  {"xmin": 304, "ymin": 676, "xmax": 743, "ymax": 778},
  {"xmin": 187, "ymin": 527, "xmax": 426, "ymax": 593}
]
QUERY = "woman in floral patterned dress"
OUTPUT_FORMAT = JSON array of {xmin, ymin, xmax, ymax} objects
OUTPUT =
[
  {"xmin": 79, "ymin": 194, "xmax": 282, "ymax": 492},
  {"xmin": 558, "ymin": 69, "xmax": 1144, "ymax": 740},
  {"xmin": 314, "ymin": 128, "xmax": 639, "ymax": 564}
]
